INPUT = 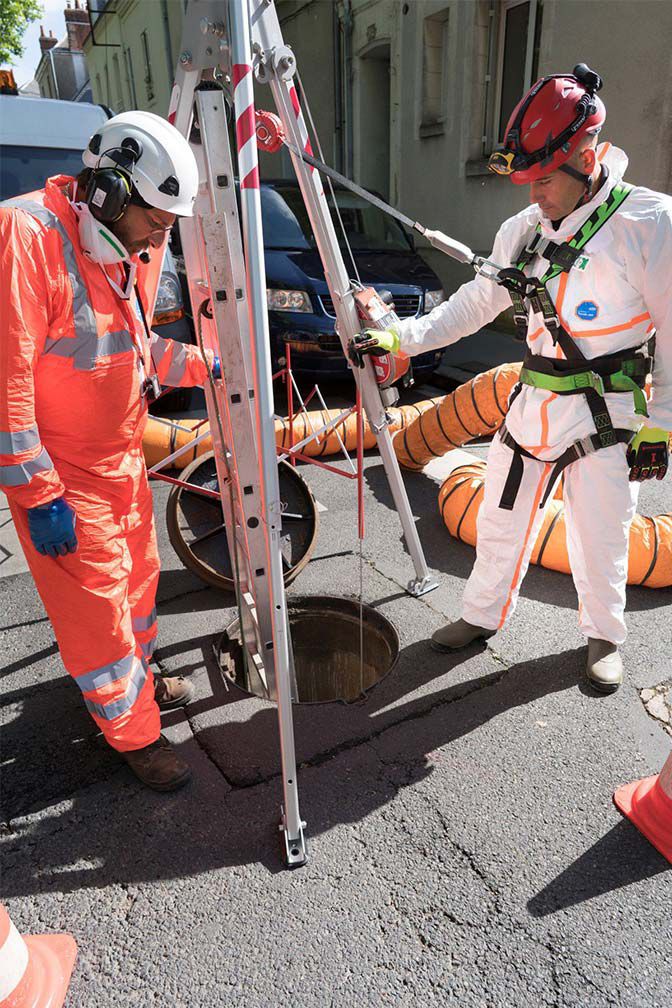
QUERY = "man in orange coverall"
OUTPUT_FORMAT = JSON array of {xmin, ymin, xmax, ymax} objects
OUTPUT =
[{"xmin": 0, "ymin": 111, "xmax": 220, "ymax": 791}]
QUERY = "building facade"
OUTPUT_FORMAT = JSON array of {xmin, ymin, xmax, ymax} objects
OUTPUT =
[
  {"xmin": 82, "ymin": 0, "xmax": 672, "ymax": 294},
  {"xmin": 35, "ymin": 1, "xmax": 92, "ymax": 102},
  {"xmin": 277, "ymin": 0, "xmax": 672, "ymax": 292},
  {"xmin": 83, "ymin": 0, "xmax": 187, "ymax": 116}
]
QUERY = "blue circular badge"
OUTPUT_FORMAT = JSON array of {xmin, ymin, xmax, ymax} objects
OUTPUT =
[{"xmin": 576, "ymin": 300, "xmax": 599, "ymax": 321}]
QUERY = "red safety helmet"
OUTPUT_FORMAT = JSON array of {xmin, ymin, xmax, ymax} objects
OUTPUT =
[{"xmin": 488, "ymin": 64, "xmax": 606, "ymax": 185}]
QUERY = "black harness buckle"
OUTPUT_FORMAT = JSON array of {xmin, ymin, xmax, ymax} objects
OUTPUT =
[{"xmin": 545, "ymin": 241, "xmax": 582, "ymax": 271}]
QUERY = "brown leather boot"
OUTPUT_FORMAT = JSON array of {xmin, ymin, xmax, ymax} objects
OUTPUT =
[
  {"xmin": 154, "ymin": 674, "xmax": 195, "ymax": 710},
  {"xmin": 121, "ymin": 734, "xmax": 192, "ymax": 791}
]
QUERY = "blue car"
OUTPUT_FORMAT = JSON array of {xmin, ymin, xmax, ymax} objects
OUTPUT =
[{"xmin": 261, "ymin": 180, "xmax": 445, "ymax": 380}]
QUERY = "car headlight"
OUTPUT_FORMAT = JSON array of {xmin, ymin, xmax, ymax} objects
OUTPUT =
[
  {"xmin": 424, "ymin": 289, "xmax": 445, "ymax": 312},
  {"xmin": 267, "ymin": 289, "xmax": 312, "ymax": 313},
  {"xmin": 153, "ymin": 273, "xmax": 183, "ymax": 315}
]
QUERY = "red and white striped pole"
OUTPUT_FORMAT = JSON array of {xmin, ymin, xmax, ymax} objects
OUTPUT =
[
  {"xmin": 233, "ymin": 61, "xmax": 259, "ymax": 191},
  {"xmin": 230, "ymin": 0, "xmax": 305, "ymax": 865}
]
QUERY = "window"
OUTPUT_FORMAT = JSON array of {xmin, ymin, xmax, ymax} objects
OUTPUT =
[
  {"xmin": 260, "ymin": 185, "xmax": 412, "ymax": 253},
  {"xmin": 420, "ymin": 7, "xmax": 450, "ymax": 136},
  {"xmin": 104, "ymin": 63, "xmax": 111, "ymax": 107},
  {"xmin": 141, "ymin": 30, "xmax": 154, "ymax": 102},
  {"xmin": 481, "ymin": 0, "xmax": 542, "ymax": 156},
  {"xmin": 113, "ymin": 53, "xmax": 124, "ymax": 111},
  {"xmin": 1, "ymin": 147, "xmax": 88, "ymax": 201},
  {"xmin": 95, "ymin": 73, "xmax": 102, "ymax": 104},
  {"xmin": 124, "ymin": 47, "xmax": 138, "ymax": 107}
]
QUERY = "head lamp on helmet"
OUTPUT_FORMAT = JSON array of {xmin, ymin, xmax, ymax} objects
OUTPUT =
[{"xmin": 487, "ymin": 64, "xmax": 606, "ymax": 185}]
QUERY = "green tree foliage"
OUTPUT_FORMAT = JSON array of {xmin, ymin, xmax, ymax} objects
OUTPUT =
[{"xmin": 0, "ymin": 0, "xmax": 44, "ymax": 65}]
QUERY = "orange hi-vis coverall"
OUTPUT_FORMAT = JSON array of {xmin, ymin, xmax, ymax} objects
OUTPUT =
[{"xmin": 0, "ymin": 175, "xmax": 212, "ymax": 751}]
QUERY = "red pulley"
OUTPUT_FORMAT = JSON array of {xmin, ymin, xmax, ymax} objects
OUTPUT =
[{"xmin": 255, "ymin": 110, "xmax": 285, "ymax": 153}]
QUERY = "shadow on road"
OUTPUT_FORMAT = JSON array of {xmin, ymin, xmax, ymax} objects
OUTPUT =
[
  {"xmin": 527, "ymin": 820, "xmax": 670, "ymax": 916},
  {"xmin": 5, "ymin": 638, "xmax": 642, "ymax": 903}
]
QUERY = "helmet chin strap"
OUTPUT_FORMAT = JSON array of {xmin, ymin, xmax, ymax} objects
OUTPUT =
[
  {"xmin": 559, "ymin": 161, "xmax": 605, "ymax": 215},
  {"xmin": 559, "ymin": 162, "xmax": 593, "ymax": 188}
]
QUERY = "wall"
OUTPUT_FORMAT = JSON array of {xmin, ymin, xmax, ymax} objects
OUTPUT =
[
  {"xmin": 81, "ymin": 0, "xmax": 672, "ymax": 296},
  {"xmin": 282, "ymin": 0, "xmax": 672, "ymax": 296},
  {"xmin": 36, "ymin": 47, "xmax": 90, "ymax": 102},
  {"xmin": 536, "ymin": 0, "xmax": 672, "ymax": 193},
  {"xmin": 257, "ymin": 0, "xmax": 339, "ymax": 180},
  {"xmin": 84, "ymin": 0, "xmax": 186, "ymax": 116}
]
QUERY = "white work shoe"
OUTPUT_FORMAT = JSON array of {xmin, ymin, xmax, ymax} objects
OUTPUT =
[
  {"xmin": 431, "ymin": 619, "xmax": 496, "ymax": 652},
  {"xmin": 586, "ymin": 638, "xmax": 623, "ymax": 693}
]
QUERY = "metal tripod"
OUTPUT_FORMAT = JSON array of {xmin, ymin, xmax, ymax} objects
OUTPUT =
[{"xmin": 170, "ymin": 0, "xmax": 438, "ymax": 867}]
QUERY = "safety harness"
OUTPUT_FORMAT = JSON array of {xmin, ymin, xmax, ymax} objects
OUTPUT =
[{"xmin": 495, "ymin": 182, "xmax": 655, "ymax": 510}]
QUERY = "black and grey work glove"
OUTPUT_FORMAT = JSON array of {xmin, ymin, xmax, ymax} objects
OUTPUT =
[{"xmin": 626, "ymin": 427, "xmax": 669, "ymax": 481}]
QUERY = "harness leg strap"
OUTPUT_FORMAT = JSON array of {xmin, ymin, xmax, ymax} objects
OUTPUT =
[{"xmin": 499, "ymin": 443, "xmax": 525, "ymax": 511}]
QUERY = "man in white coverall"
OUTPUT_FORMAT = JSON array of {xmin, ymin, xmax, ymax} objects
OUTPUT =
[{"xmin": 354, "ymin": 65, "xmax": 670, "ymax": 692}]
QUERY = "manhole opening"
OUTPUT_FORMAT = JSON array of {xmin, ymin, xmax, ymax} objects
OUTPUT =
[{"xmin": 218, "ymin": 595, "xmax": 399, "ymax": 704}]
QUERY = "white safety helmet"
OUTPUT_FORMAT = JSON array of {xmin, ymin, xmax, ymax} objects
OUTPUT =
[{"xmin": 82, "ymin": 110, "xmax": 199, "ymax": 217}]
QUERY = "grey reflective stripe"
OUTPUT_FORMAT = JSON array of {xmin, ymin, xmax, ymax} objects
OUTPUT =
[
  {"xmin": 140, "ymin": 636, "xmax": 157, "ymax": 660},
  {"xmin": 0, "ymin": 425, "xmax": 40, "ymax": 455},
  {"xmin": 0, "ymin": 448, "xmax": 53, "ymax": 487},
  {"xmin": 3, "ymin": 198, "xmax": 134, "ymax": 370},
  {"xmin": 83, "ymin": 659, "xmax": 147, "ymax": 721},
  {"xmin": 44, "ymin": 328, "xmax": 136, "ymax": 367},
  {"xmin": 132, "ymin": 608, "xmax": 157, "ymax": 633},
  {"xmin": 73, "ymin": 653, "xmax": 136, "ymax": 694}
]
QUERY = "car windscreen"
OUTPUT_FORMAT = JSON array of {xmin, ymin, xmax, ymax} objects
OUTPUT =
[
  {"xmin": 0, "ymin": 146, "xmax": 84, "ymax": 201},
  {"xmin": 261, "ymin": 184, "xmax": 413, "ymax": 253}
]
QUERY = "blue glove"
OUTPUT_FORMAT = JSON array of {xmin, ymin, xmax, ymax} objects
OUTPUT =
[
  {"xmin": 27, "ymin": 497, "xmax": 78, "ymax": 557},
  {"xmin": 212, "ymin": 356, "xmax": 221, "ymax": 379}
]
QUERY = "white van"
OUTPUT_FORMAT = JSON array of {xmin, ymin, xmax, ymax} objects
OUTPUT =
[
  {"xmin": 0, "ymin": 94, "xmax": 110, "ymax": 200},
  {"xmin": 0, "ymin": 92, "xmax": 195, "ymax": 410}
]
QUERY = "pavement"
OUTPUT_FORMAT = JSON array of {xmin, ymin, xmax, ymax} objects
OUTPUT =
[{"xmin": 1, "ymin": 396, "xmax": 672, "ymax": 1007}]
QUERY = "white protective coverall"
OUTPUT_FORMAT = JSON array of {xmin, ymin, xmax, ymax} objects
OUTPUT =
[{"xmin": 397, "ymin": 145, "xmax": 672, "ymax": 644}]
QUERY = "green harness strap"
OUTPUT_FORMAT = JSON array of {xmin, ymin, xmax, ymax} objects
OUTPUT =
[
  {"xmin": 519, "ymin": 361, "xmax": 650, "ymax": 417},
  {"xmin": 514, "ymin": 182, "xmax": 652, "ymax": 417},
  {"xmin": 515, "ymin": 182, "xmax": 633, "ymax": 275}
]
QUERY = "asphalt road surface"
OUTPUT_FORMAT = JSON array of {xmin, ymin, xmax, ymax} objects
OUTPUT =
[{"xmin": 1, "ymin": 393, "xmax": 671, "ymax": 1007}]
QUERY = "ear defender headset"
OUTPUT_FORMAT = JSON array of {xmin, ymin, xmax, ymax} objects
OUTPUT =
[{"xmin": 84, "ymin": 135, "xmax": 144, "ymax": 223}]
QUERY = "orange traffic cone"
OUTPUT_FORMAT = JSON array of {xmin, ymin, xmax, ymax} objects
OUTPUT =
[
  {"xmin": 613, "ymin": 751, "xmax": 672, "ymax": 863},
  {"xmin": 0, "ymin": 903, "xmax": 77, "ymax": 1007}
]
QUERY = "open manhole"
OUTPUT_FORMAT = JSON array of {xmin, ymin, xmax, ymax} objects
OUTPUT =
[{"xmin": 218, "ymin": 595, "xmax": 399, "ymax": 703}]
